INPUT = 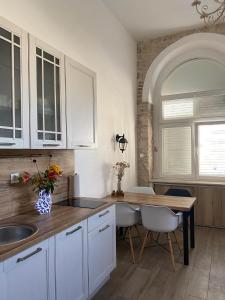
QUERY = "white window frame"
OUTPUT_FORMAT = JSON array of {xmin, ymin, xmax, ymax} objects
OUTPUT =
[{"xmin": 153, "ymin": 61, "xmax": 225, "ymax": 182}]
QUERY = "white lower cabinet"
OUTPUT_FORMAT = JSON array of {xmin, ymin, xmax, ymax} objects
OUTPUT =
[
  {"xmin": 3, "ymin": 240, "xmax": 50, "ymax": 300},
  {"xmin": 1, "ymin": 205, "xmax": 116, "ymax": 300},
  {"xmin": 0, "ymin": 261, "xmax": 6, "ymax": 300},
  {"xmin": 55, "ymin": 220, "xmax": 88, "ymax": 300},
  {"xmin": 88, "ymin": 206, "xmax": 116, "ymax": 297}
]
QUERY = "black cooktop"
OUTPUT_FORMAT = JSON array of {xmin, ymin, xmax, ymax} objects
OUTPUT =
[{"xmin": 55, "ymin": 198, "xmax": 106, "ymax": 209}]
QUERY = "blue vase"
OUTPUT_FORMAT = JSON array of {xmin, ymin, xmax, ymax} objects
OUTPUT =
[{"xmin": 35, "ymin": 189, "xmax": 52, "ymax": 215}]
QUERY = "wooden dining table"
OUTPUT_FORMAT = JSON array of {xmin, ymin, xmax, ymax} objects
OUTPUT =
[{"xmin": 109, "ymin": 192, "xmax": 197, "ymax": 266}]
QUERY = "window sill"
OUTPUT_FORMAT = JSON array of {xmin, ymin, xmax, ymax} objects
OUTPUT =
[{"xmin": 152, "ymin": 178, "xmax": 225, "ymax": 187}]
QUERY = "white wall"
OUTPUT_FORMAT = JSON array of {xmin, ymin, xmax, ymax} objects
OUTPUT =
[{"xmin": 0, "ymin": 0, "xmax": 137, "ymax": 197}]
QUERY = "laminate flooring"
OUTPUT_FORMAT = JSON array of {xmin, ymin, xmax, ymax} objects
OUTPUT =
[{"xmin": 94, "ymin": 227, "xmax": 225, "ymax": 300}]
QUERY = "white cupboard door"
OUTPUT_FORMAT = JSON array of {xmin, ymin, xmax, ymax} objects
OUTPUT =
[
  {"xmin": 55, "ymin": 220, "xmax": 88, "ymax": 300},
  {"xmin": 0, "ymin": 17, "xmax": 29, "ymax": 148},
  {"xmin": 29, "ymin": 35, "xmax": 66, "ymax": 149},
  {"xmin": 0, "ymin": 262, "xmax": 6, "ymax": 300},
  {"xmin": 3, "ymin": 240, "xmax": 49, "ymax": 300},
  {"xmin": 65, "ymin": 57, "xmax": 97, "ymax": 149},
  {"xmin": 88, "ymin": 220, "xmax": 116, "ymax": 295}
]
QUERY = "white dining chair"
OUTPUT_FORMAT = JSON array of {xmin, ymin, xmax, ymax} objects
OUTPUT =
[
  {"xmin": 127, "ymin": 186, "xmax": 155, "ymax": 224},
  {"xmin": 128, "ymin": 186, "xmax": 155, "ymax": 195},
  {"xmin": 139, "ymin": 205, "xmax": 182, "ymax": 271},
  {"xmin": 116, "ymin": 202, "xmax": 141, "ymax": 263}
]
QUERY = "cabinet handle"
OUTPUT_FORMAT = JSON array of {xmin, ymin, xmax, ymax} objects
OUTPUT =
[
  {"xmin": 99, "ymin": 210, "xmax": 109, "ymax": 218},
  {"xmin": 78, "ymin": 145, "xmax": 89, "ymax": 148},
  {"xmin": 16, "ymin": 247, "xmax": 42, "ymax": 263},
  {"xmin": 0, "ymin": 142, "xmax": 16, "ymax": 146},
  {"xmin": 99, "ymin": 225, "xmax": 110, "ymax": 233},
  {"xmin": 43, "ymin": 143, "xmax": 60, "ymax": 147},
  {"xmin": 66, "ymin": 226, "xmax": 82, "ymax": 236}
]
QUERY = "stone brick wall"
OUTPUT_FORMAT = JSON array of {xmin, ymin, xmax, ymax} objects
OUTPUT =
[{"xmin": 137, "ymin": 23, "xmax": 225, "ymax": 185}]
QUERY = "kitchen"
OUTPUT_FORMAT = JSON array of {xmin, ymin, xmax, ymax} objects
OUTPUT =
[{"xmin": 0, "ymin": 1, "xmax": 225, "ymax": 300}]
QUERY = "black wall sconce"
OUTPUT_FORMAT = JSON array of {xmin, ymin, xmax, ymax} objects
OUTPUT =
[{"xmin": 116, "ymin": 134, "xmax": 128, "ymax": 153}]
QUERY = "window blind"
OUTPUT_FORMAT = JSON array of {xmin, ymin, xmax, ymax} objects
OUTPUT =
[
  {"xmin": 199, "ymin": 95, "xmax": 225, "ymax": 117},
  {"xmin": 162, "ymin": 126, "xmax": 192, "ymax": 176},
  {"xmin": 162, "ymin": 99, "xmax": 193, "ymax": 120},
  {"xmin": 199, "ymin": 124, "xmax": 225, "ymax": 176}
]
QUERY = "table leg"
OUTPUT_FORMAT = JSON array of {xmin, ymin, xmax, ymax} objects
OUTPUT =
[
  {"xmin": 190, "ymin": 206, "xmax": 195, "ymax": 249},
  {"xmin": 183, "ymin": 211, "xmax": 189, "ymax": 266}
]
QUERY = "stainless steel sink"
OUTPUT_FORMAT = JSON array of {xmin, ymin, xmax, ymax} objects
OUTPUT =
[{"xmin": 0, "ymin": 224, "xmax": 38, "ymax": 246}]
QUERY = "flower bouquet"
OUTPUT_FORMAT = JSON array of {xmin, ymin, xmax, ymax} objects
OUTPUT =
[
  {"xmin": 19, "ymin": 159, "xmax": 62, "ymax": 214},
  {"xmin": 112, "ymin": 161, "xmax": 130, "ymax": 197}
]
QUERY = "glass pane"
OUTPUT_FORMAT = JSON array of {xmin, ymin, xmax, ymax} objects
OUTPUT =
[
  {"xmin": 14, "ymin": 46, "xmax": 21, "ymax": 128},
  {"xmin": 38, "ymin": 132, "xmax": 43, "ymax": 140},
  {"xmin": 199, "ymin": 124, "xmax": 225, "ymax": 177},
  {"xmin": 44, "ymin": 60, "xmax": 55, "ymax": 131},
  {"xmin": 162, "ymin": 99, "xmax": 193, "ymax": 120},
  {"xmin": 0, "ymin": 128, "xmax": 13, "ymax": 138},
  {"xmin": 199, "ymin": 95, "xmax": 225, "ymax": 117},
  {"xmin": 13, "ymin": 35, "xmax": 20, "ymax": 45},
  {"xmin": 55, "ymin": 58, "xmax": 60, "ymax": 65},
  {"xmin": 162, "ymin": 59, "xmax": 225, "ymax": 96},
  {"xmin": 57, "ymin": 134, "xmax": 61, "ymax": 141},
  {"xmin": 162, "ymin": 126, "xmax": 192, "ymax": 176},
  {"xmin": 0, "ymin": 27, "xmax": 11, "ymax": 40},
  {"xmin": 43, "ymin": 51, "xmax": 54, "ymax": 62},
  {"xmin": 15, "ymin": 130, "xmax": 21, "ymax": 138},
  {"xmin": 45, "ymin": 133, "xmax": 55, "ymax": 140},
  {"xmin": 36, "ymin": 47, "xmax": 42, "ymax": 56},
  {"xmin": 36, "ymin": 57, "xmax": 43, "ymax": 131},
  {"xmin": 0, "ymin": 39, "xmax": 13, "ymax": 127},
  {"xmin": 56, "ymin": 66, "xmax": 61, "ymax": 132}
]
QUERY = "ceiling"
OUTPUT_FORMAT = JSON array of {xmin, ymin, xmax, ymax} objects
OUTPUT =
[{"xmin": 103, "ymin": 0, "xmax": 207, "ymax": 41}]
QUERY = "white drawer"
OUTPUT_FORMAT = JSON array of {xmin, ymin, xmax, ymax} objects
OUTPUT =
[
  {"xmin": 88, "ymin": 205, "xmax": 115, "ymax": 232},
  {"xmin": 3, "ymin": 240, "xmax": 48, "ymax": 272},
  {"xmin": 55, "ymin": 220, "xmax": 86, "ymax": 242}
]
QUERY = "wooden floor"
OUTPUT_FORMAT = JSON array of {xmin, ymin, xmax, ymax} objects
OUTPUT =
[{"xmin": 94, "ymin": 227, "xmax": 225, "ymax": 300}]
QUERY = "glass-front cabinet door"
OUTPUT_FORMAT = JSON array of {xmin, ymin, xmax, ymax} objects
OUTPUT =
[
  {"xmin": 0, "ymin": 17, "xmax": 29, "ymax": 148},
  {"xmin": 29, "ymin": 36, "xmax": 66, "ymax": 149}
]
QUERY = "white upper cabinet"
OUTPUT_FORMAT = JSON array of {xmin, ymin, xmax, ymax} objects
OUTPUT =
[
  {"xmin": 0, "ymin": 17, "xmax": 29, "ymax": 148},
  {"xmin": 65, "ymin": 57, "xmax": 97, "ymax": 149},
  {"xmin": 29, "ymin": 36, "xmax": 66, "ymax": 149}
]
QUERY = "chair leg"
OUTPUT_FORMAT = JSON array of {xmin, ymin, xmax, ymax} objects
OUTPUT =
[
  {"xmin": 139, "ymin": 231, "xmax": 150, "ymax": 262},
  {"xmin": 134, "ymin": 225, "xmax": 142, "ymax": 243},
  {"xmin": 122, "ymin": 227, "xmax": 128, "ymax": 240},
  {"xmin": 167, "ymin": 233, "xmax": 176, "ymax": 272},
  {"xmin": 128, "ymin": 227, "xmax": 136, "ymax": 264},
  {"xmin": 155, "ymin": 232, "xmax": 160, "ymax": 242},
  {"xmin": 172, "ymin": 231, "xmax": 182, "ymax": 256}
]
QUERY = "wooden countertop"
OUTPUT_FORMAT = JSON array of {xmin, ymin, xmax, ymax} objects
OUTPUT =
[
  {"xmin": 106, "ymin": 192, "xmax": 196, "ymax": 211},
  {"xmin": 0, "ymin": 199, "xmax": 115, "ymax": 262}
]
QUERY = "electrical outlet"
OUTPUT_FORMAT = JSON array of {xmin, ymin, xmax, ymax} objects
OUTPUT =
[{"xmin": 10, "ymin": 173, "xmax": 20, "ymax": 184}]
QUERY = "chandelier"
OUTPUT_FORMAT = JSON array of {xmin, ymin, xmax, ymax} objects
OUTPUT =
[{"xmin": 192, "ymin": 0, "xmax": 225, "ymax": 25}]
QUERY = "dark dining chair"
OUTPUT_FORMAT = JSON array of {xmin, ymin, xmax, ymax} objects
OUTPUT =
[
  {"xmin": 165, "ymin": 188, "xmax": 192, "ymax": 198},
  {"xmin": 164, "ymin": 188, "xmax": 192, "ymax": 227}
]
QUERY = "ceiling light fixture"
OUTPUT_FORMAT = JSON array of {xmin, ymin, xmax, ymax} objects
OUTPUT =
[{"xmin": 192, "ymin": 0, "xmax": 225, "ymax": 25}]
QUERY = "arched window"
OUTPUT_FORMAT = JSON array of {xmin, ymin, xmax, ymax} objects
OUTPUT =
[{"xmin": 154, "ymin": 58, "xmax": 225, "ymax": 180}]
